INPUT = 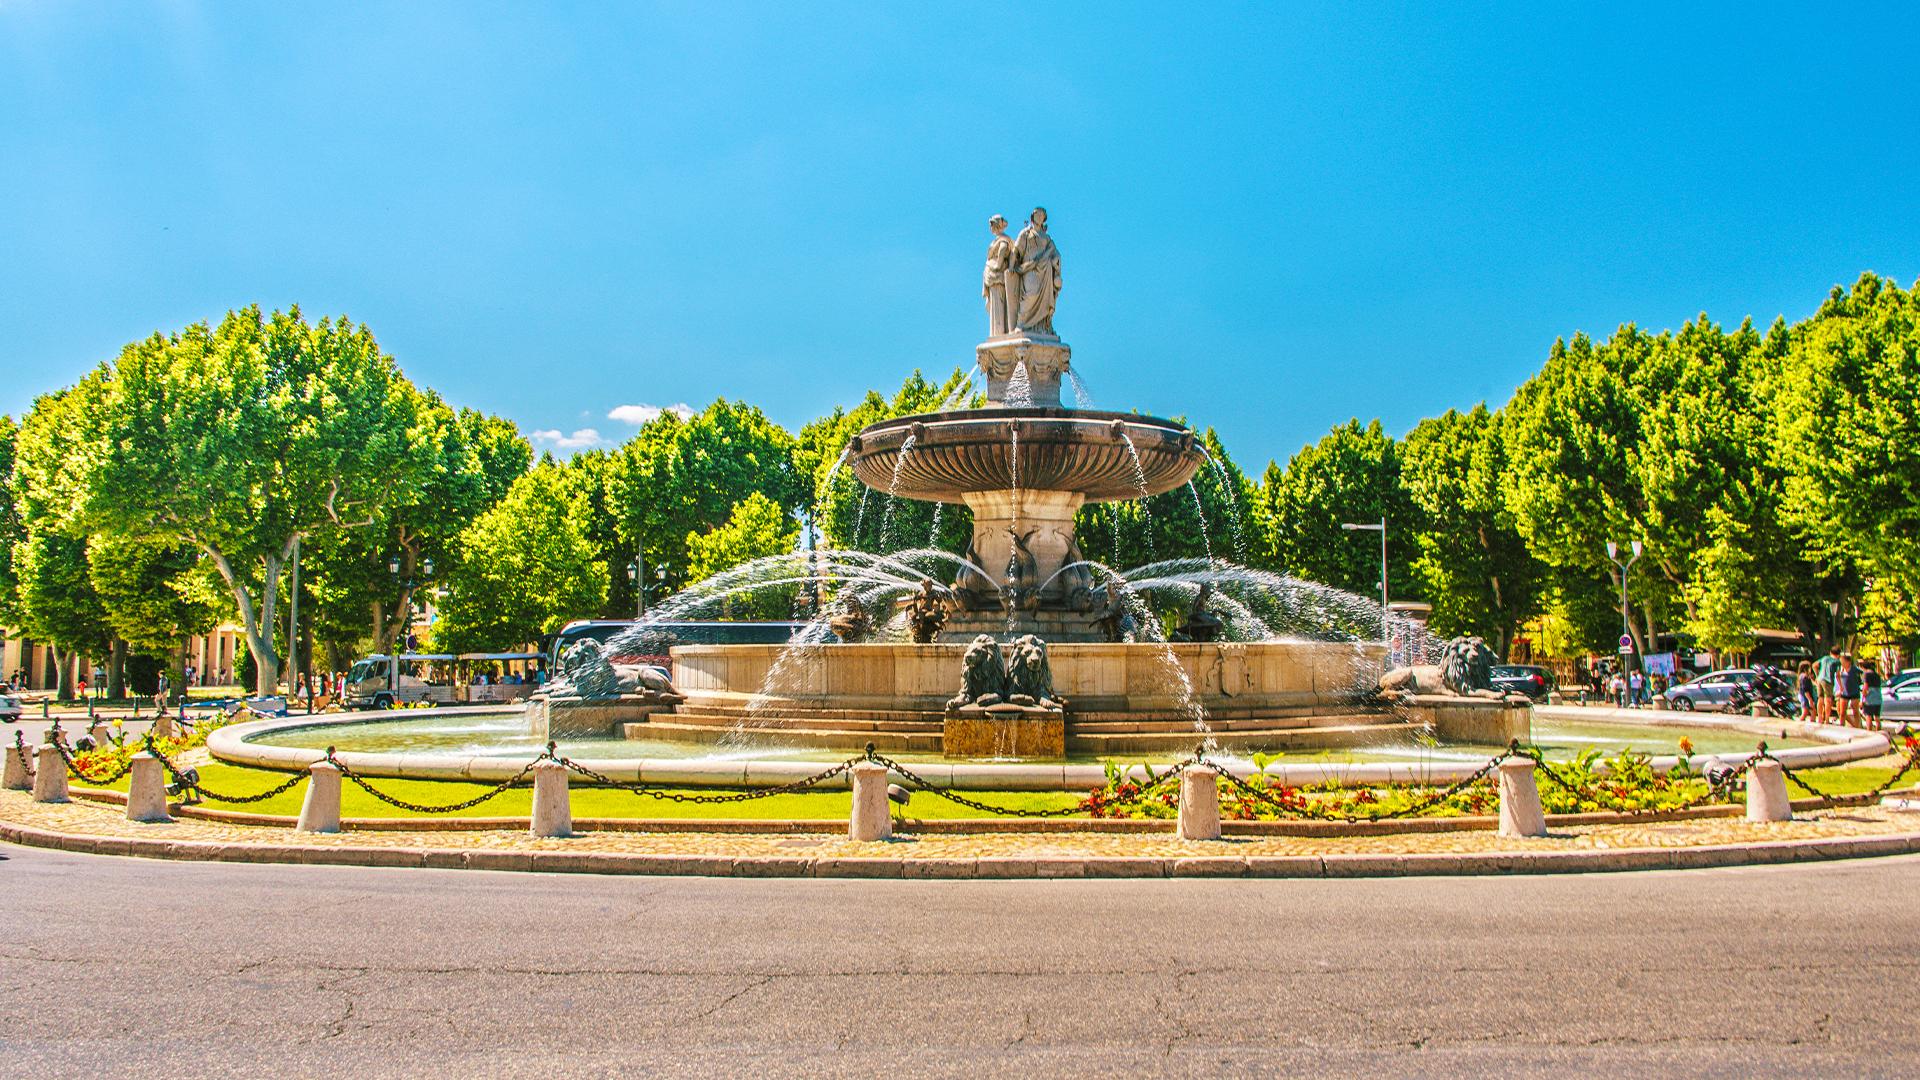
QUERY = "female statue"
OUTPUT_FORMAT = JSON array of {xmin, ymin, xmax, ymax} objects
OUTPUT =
[
  {"xmin": 983, "ymin": 215, "xmax": 1017, "ymax": 337},
  {"xmin": 1011, "ymin": 207, "xmax": 1062, "ymax": 335}
]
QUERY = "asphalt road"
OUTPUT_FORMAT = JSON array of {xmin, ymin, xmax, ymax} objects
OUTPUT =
[{"xmin": 3, "ymin": 844, "xmax": 1917, "ymax": 1079}]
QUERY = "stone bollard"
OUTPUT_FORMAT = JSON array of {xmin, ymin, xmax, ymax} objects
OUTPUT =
[
  {"xmin": 88, "ymin": 722, "xmax": 113, "ymax": 747},
  {"xmin": 1178, "ymin": 765, "xmax": 1222, "ymax": 841},
  {"xmin": 529, "ymin": 759, "xmax": 572, "ymax": 838},
  {"xmin": 848, "ymin": 761, "xmax": 892, "ymax": 841},
  {"xmin": 153, "ymin": 713, "xmax": 173, "ymax": 740},
  {"xmin": 1546, "ymin": 691, "xmax": 1564, "ymax": 706},
  {"xmin": 1746, "ymin": 759, "xmax": 1792, "ymax": 822},
  {"xmin": 125, "ymin": 752, "xmax": 171, "ymax": 823},
  {"xmin": 3, "ymin": 740, "xmax": 31, "ymax": 791},
  {"xmin": 1652, "ymin": 694, "xmax": 1669, "ymax": 711},
  {"xmin": 1750, "ymin": 701, "xmax": 1774, "ymax": 719},
  {"xmin": 1497, "ymin": 759, "xmax": 1548, "ymax": 838},
  {"xmin": 31, "ymin": 745, "xmax": 69, "ymax": 803},
  {"xmin": 296, "ymin": 760, "xmax": 343, "ymax": 833}
]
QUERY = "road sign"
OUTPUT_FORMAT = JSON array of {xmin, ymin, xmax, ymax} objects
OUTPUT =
[{"xmin": 1619, "ymin": 634, "xmax": 1634, "ymax": 650}]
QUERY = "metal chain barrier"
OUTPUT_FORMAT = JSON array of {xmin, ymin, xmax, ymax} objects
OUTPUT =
[
  {"xmin": 12, "ymin": 731, "xmax": 35, "ymax": 781},
  {"xmin": 867, "ymin": 743, "xmax": 1189, "ymax": 817},
  {"xmin": 1215, "ymin": 745, "xmax": 1516, "ymax": 823},
  {"xmin": 146, "ymin": 738, "xmax": 309, "ymax": 805},
  {"xmin": 560, "ymin": 742, "xmax": 865, "ymax": 803},
  {"xmin": 50, "ymin": 728, "xmax": 137, "ymax": 786},
  {"xmin": 1514, "ymin": 744, "xmax": 1753, "ymax": 817},
  {"xmin": 1767, "ymin": 737, "xmax": 1920, "ymax": 808},
  {"xmin": 325, "ymin": 748, "xmax": 531, "ymax": 814}
]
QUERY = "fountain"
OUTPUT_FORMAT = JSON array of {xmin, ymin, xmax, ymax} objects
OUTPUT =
[{"xmin": 653, "ymin": 207, "xmax": 1528, "ymax": 759}]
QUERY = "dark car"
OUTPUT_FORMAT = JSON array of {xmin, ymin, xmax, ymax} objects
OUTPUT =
[{"xmin": 1491, "ymin": 665, "xmax": 1554, "ymax": 701}]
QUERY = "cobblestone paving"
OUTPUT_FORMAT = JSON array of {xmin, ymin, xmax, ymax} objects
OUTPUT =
[{"xmin": 6, "ymin": 789, "xmax": 1919, "ymax": 860}]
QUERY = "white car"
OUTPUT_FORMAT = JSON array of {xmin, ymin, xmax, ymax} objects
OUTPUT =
[{"xmin": 0, "ymin": 692, "xmax": 21, "ymax": 723}]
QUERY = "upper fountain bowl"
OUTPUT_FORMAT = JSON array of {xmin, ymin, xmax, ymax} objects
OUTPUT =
[{"xmin": 847, "ymin": 408, "xmax": 1206, "ymax": 504}]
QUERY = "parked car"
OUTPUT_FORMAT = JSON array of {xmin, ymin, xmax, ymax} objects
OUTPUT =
[
  {"xmin": 1880, "ymin": 680, "xmax": 1920, "ymax": 721},
  {"xmin": 0, "ymin": 691, "xmax": 20, "ymax": 723},
  {"xmin": 1491, "ymin": 665, "xmax": 1555, "ymax": 701},
  {"xmin": 1664, "ymin": 668, "xmax": 1758, "ymax": 712}
]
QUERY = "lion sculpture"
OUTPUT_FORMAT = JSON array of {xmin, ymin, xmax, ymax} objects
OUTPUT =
[
  {"xmin": 1004, "ymin": 634, "xmax": 1061, "ymax": 710},
  {"xmin": 947, "ymin": 634, "xmax": 1009, "ymax": 710},
  {"xmin": 547, "ymin": 639, "xmax": 683, "ymax": 703},
  {"xmin": 1375, "ymin": 635, "xmax": 1503, "ymax": 700}
]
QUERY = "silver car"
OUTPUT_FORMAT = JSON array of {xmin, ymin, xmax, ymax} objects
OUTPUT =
[
  {"xmin": 0, "ymin": 691, "xmax": 20, "ymax": 723},
  {"xmin": 1665, "ymin": 669, "xmax": 1757, "ymax": 712}
]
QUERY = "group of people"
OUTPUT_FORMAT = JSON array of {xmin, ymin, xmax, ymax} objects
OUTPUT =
[{"xmin": 1798, "ymin": 646, "xmax": 1886, "ymax": 729}]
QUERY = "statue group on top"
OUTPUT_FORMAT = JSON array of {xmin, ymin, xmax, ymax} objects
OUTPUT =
[{"xmin": 983, "ymin": 208, "xmax": 1063, "ymax": 338}]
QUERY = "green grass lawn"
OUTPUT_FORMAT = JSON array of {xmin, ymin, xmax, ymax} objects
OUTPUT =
[{"xmin": 66, "ymin": 758, "xmax": 1914, "ymax": 824}]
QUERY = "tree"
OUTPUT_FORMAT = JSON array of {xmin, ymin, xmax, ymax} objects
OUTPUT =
[
  {"xmin": 1400, "ymin": 405, "xmax": 1546, "ymax": 658},
  {"xmin": 684, "ymin": 492, "xmax": 801, "ymax": 619},
  {"xmin": 52, "ymin": 307, "xmax": 426, "ymax": 695},
  {"xmin": 1255, "ymin": 419, "xmax": 1421, "ymax": 600},
  {"xmin": 12, "ymin": 389, "xmax": 111, "ymax": 698},
  {"xmin": 88, "ymin": 535, "xmax": 225, "ymax": 698},
  {"xmin": 300, "ymin": 400, "xmax": 530, "ymax": 667},
  {"xmin": 1771, "ymin": 274, "xmax": 1920, "ymax": 650},
  {"xmin": 434, "ymin": 464, "xmax": 607, "ymax": 653},
  {"xmin": 0, "ymin": 414, "xmax": 21, "ymax": 630},
  {"xmin": 798, "ymin": 371, "xmax": 978, "ymax": 555}
]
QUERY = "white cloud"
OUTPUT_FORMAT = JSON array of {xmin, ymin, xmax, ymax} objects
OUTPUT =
[
  {"xmin": 608, "ymin": 402, "xmax": 695, "ymax": 424},
  {"xmin": 531, "ymin": 428, "xmax": 606, "ymax": 450}
]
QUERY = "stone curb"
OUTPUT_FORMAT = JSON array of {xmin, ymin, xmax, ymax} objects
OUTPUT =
[{"xmin": 3, "ymin": 817, "xmax": 1918, "ymax": 879}]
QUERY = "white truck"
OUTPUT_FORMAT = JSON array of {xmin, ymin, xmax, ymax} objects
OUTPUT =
[{"xmin": 344, "ymin": 654, "xmax": 457, "ymax": 709}]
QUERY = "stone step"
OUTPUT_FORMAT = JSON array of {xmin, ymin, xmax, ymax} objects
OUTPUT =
[
  {"xmin": 658, "ymin": 710, "xmax": 943, "ymax": 733},
  {"xmin": 675, "ymin": 704, "xmax": 945, "ymax": 725},
  {"xmin": 1067, "ymin": 722, "xmax": 1423, "ymax": 757},
  {"xmin": 1067, "ymin": 712, "xmax": 1385, "ymax": 735},
  {"xmin": 637, "ymin": 720, "xmax": 943, "ymax": 754}
]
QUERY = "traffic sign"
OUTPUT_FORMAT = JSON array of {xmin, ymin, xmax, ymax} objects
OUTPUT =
[{"xmin": 1618, "ymin": 634, "xmax": 1633, "ymax": 650}]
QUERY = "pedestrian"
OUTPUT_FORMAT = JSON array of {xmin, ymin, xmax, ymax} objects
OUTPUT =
[
  {"xmin": 1863, "ymin": 660, "xmax": 1883, "ymax": 731},
  {"xmin": 1629, "ymin": 669, "xmax": 1646, "ymax": 707},
  {"xmin": 1797, "ymin": 661, "xmax": 1816, "ymax": 719},
  {"xmin": 1609, "ymin": 671, "xmax": 1627, "ymax": 708},
  {"xmin": 154, "ymin": 671, "xmax": 170, "ymax": 712},
  {"xmin": 1814, "ymin": 645, "xmax": 1841, "ymax": 723},
  {"xmin": 1837, "ymin": 653, "xmax": 1863, "ymax": 729}
]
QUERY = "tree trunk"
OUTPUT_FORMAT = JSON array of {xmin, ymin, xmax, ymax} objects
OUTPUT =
[
  {"xmin": 54, "ymin": 647, "xmax": 75, "ymax": 701},
  {"xmin": 107, "ymin": 637, "xmax": 127, "ymax": 700},
  {"xmin": 173, "ymin": 637, "xmax": 189, "ymax": 705},
  {"xmin": 203, "ymin": 542, "xmax": 293, "ymax": 698}
]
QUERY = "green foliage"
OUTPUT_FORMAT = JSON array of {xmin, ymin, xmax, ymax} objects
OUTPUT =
[
  {"xmin": 435, "ymin": 463, "xmax": 607, "ymax": 652},
  {"xmin": 1075, "ymin": 426, "xmax": 1256, "ymax": 573},
  {"xmin": 1255, "ymin": 419, "xmax": 1421, "ymax": 597},
  {"xmin": 87, "ymin": 535, "xmax": 224, "ymax": 657},
  {"xmin": 1771, "ymin": 274, "xmax": 1920, "ymax": 652},
  {"xmin": 0, "ymin": 414, "xmax": 20, "ymax": 627},
  {"xmin": 798, "ymin": 371, "xmax": 978, "ymax": 554},
  {"xmin": 1400, "ymin": 405, "xmax": 1546, "ymax": 657},
  {"xmin": 43, "ymin": 306, "xmax": 428, "ymax": 694}
]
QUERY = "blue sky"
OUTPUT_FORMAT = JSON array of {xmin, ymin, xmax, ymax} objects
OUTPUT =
[{"xmin": 4, "ymin": 1, "xmax": 1916, "ymax": 472}]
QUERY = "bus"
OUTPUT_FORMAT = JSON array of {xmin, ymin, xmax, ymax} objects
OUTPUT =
[{"xmin": 541, "ymin": 620, "xmax": 814, "ymax": 670}]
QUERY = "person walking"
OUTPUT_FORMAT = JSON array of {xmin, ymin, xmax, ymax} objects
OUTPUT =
[
  {"xmin": 1797, "ymin": 661, "xmax": 1817, "ymax": 719},
  {"xmin": 1837, "ymin": 653, "xmax": 1863, "ymax": 729},
  {"xmin": 1628, "ymin": 669, "xmax": 1646, "ymax": 708},
  {"xmin": 1814, "ymin": 645, "xmax": 1841, "ymax": 723},
  {"xmin": 1863, "ymin": 660, "xmax": 1884, "ymax": 731}
]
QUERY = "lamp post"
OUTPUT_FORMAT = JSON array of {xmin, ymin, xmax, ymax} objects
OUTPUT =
[
  {"xmin": 627, "ymin": 555, "xmax": 644, "ymax": 618},
  {"xmin": 388, "ymin": 554, "xmax": 435, "ymax": 653},
  {"xmin": 1606, "ymin": 540, "xmax": 1643, "ymax": 703},
  {"xmin": 1341, "ymin": 518, "xmax": 1389, "ymax": 646}
]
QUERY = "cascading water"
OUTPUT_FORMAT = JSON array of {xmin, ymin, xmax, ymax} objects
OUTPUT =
[
  {"xmin": 1004, "ymin": 359, "xmax": 1033, "ymax": 407},
  {"xmin": 1186, "ymin": 480, "xmax": 1214, "ymax": 566},
  {"xmin": 878, "ymin": 434, "xmax": 916, "ymax": 552},
  {"xmin": 1120, "ymin": 433, "xmax": 1156, "ymax": 566},
  {"xmin": 1066, "ymin": 368, "xmax": 1096, "ymax": 408},
  {"xmin": 1203, "ymin": 452, "xmax": 1250, "ymax": 563}
]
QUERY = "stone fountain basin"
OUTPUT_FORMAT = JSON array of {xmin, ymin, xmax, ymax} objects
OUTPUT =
[{"xmin": 847, "ymin": 408, "xmax": 1207, "ymax": 504}]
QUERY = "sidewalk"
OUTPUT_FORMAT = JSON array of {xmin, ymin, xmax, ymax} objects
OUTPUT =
[{"xmin": 6, "ymin": 789, "xmax": 1920, "ymax": 879}]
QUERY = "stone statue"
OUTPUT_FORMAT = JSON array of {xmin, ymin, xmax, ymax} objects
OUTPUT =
[
  {"xmin": 829, "ymin": 595, "xmax": 874, "ymax": 643},
  {"xmin": 1172, "ymin": 581, "xmax": 1225, "ymax": 643},
  {"xmin": 1005, "ymin": 634, "xmax": 1061, "ymax": 710},
  {"xmin": 1011, "ymin": 207, "xmax": 1062, "ymax": 336},
  {"xmin": 948, "ymin": 634, "xmax": 1010, "ymax": 709},
  {"xmin": 546, "ymin": 639, "xmax": 683, "ymax": 704},
  {"xmin": 1376, "ymin": 635, "xmax": 1505, "ymax": 701},
  {"xmin": 983, "ymin": 215, "xmax": 1018, "ymax": 337},
  {"xmin": 1091, "ymin": 581, "xmax": 1138, "ymax": 643},
  {"xmin": 906, "ymin": 577, "xmax": 952, "ymax": 644},
  {"xmin": 1000, "ymin": 527, "xmax": 1041, "ymax": 615},
  {"xmin": 1057, "ymin": 530, "xmax": 1094, "ymax": 613},
  {"xmin": 952, "ymin": 537, "xmax": 997, "ymax": 612}
]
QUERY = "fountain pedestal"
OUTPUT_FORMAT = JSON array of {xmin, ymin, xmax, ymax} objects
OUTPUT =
[
  {"xmin": 976, "ymin": 334, "xmax": 1070, "ymax": 407},
  {"xmin": 943, "ymin": 703, "xmax": 1066, "ymax": 759}
]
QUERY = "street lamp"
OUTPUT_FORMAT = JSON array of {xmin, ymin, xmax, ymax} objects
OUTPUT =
[
  {"xmin": 389, "ymin": 554, "xmax": 435, "ymax": 652},
  {"xmin": 1341, "ymin": 518, "xmax": 1388, "ymax": 644},
  {"xmin": 628, "ymin": 557, "xmax": 667, "ymax": 618},
  {"xmin": 1606, "ymin": 540, "xmax": 1644, "ymax": 699}
]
